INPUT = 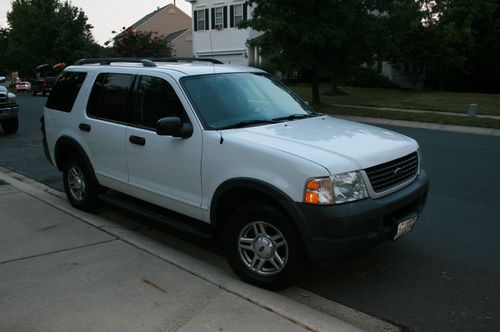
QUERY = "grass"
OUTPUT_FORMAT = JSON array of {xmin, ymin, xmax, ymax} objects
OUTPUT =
[
  {"xmin": 289, "ymin": 84, "xmax": 500, "ymax": 116},
  {"xmin": 320, "ymin": 105, "xmax": 500, "ymax": 129}
]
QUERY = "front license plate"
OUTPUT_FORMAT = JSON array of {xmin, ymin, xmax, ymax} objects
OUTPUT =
[{"xmin": 394, "ymin": 216, "xmax": 418, "ymax": 240}]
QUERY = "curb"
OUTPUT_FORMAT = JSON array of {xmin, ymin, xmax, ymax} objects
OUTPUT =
[
  {"xmin": 336, "ymin": 115, "xmax": 500, "ymax": 137},
  {"xmin": 0, "ymin": 167, "xmax": 401, "ymax": 332},
  {"xmin": 331, "ymin": 104, "xmax": 500, "ymax": 120}
]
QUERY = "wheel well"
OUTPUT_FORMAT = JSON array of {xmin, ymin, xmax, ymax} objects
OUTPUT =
[
  {"xmin": 54, "ymin": 142, "xmax": 81, "ymax": 171},
  {"xmin": 213, "ymin": 187, "xmax": 289, "ymax": 231},
  {"xmin": 54, "ymin": 138, "xmax": 100, "ymax": 186}
]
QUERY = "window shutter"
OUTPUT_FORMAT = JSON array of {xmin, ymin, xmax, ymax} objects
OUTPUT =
[
  {"xmin": 194, "ymin": 10, "xmax": 198, "ymax": 31},
  {"xmin": 211, "ymin": 8, "xmax": 215, "ymax": 29},
  {"xmin": 223, "ymin": 6, "xmax": 228, "ymax": 28},
  {"xmin": 243, "ymin": 4, "xmax": 248, "ymax": 22},
  {"xmin": 205, "ymin": 9, "xmax": 209, "ymax": 30},
  {"xmin": 230, "ymin": 5, "xmax": 234, "ymax": 27}
]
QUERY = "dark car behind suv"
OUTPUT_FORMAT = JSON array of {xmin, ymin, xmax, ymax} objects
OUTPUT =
[{"xmin": 31, "ymin": 77, "xmax": 57, "ymax": 96}]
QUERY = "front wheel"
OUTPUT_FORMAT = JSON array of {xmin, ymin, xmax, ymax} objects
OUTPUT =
[
  {"xmin": 1, "ymin": 117, "xmax": 19, "ymax": 134},
  {"xmin": 63, "ymin": 154, "xmax": 98, "ymax": 211},
  {"xmin": 224, "ymin": 202, "xmax": 306, "ymax": 290}
]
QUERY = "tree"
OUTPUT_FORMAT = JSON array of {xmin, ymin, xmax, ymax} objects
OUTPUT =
[
  {"xmin": 107, "ymin": 28, "xmax": 172, "ymax": 58},
  {"xmin": 5, "ymin": 0, "xmax": 98, "ymax": 78},
  {"xmin": 243, "ymin": 0, "xmax": 381, "ymax": 104},
  {"xmin": 0, "ymin": 28, "xmax": 9, "ymax": 74}
]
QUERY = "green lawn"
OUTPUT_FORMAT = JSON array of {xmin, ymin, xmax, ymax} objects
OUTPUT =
[
  {"xmin": 323, "ymin": 105, "xmax": 500, "ymax": 129},
  {"xmin": 290, "ymin": 84, "xmax": 500, "ymax": 116}
]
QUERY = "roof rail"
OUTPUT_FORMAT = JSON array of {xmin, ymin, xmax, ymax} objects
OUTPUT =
[
  {"xmin": 73, "ymin": 58, "xmax": 157, "ymax": 67},
  {"xmin": 152, "ymin": 57, "xmax": 224, "ymax": 64},
  {"xmin": 74, "ymin": 57, "xmax": 224, "ymax": 67}
]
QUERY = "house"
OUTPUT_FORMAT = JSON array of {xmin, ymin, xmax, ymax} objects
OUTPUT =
[
  {"xmin": 127, "ymin": 3, "xmax": 193, "ymax": 57},
  {"xmin": 186, "ymin": 0, "xmax": 264, "ymax": 65}
]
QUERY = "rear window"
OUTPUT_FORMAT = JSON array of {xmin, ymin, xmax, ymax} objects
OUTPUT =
[
  {"xmin": 46, "ymin": 72, "xmax": 87, "ymax": 113},
  {"xmin": 86, "ymin": 73, "xmax": 135, "ymax": 123}
]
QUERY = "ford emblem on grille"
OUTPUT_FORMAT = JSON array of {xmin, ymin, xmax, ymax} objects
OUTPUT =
[{"xmin": 394, "ymin": 167, "xmax": 403, "ymax": 176}]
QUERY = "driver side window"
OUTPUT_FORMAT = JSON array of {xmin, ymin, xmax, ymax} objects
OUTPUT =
[{"xmin": 130, "ymin": 76, "xmax": 186, "ymax": 130}]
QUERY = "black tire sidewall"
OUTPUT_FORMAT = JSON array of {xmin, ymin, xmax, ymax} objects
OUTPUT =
[
  {"xmin": 224, "ymin": 202, "xmax": 306, "ymax": 290},
  {"xmin": 1, "ymin": 117, "xmax": 19, "ymax": 134},
  {"xmin": 63, "ymin": 154, "xmax": 97, "ymax": 211}
]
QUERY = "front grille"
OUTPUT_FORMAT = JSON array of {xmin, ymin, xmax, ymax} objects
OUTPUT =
[
  {"xmin": 365, "ymin": 152, "xmax": 418, "ymax": 193},
  {"xmin": 0, "ymin": 93, "xmax": 6, "ymax": 103}
]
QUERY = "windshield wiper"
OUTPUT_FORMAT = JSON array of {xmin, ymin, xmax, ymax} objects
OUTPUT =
[
  {"xmin": 217, "ymin": 119, "xmax": 278, "ymax": 130},
  {"xmin": 271, "ymin": 113, "xmax": 319, "ymax": 122}
]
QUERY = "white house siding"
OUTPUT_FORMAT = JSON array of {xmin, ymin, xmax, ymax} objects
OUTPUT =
[{"xmin": 187, "ymin": 0, "xmax": 264, "ymax": 65}]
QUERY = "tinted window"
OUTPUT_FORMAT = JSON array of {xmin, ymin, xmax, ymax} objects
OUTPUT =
[
  {"xmin": 87, "ymin": 73, "xmax": 134, "ymax": 122},
  {"xmin": 46, "ymin": 72, "xmax": 87, "ymax": 112},
  {"xmin": 130, "ymin": 76, "xmax": 186, "ymax": 129}
]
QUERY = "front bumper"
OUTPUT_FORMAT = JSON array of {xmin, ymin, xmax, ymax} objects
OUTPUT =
[
  {"xmin": 283, "ymin": 170, "xmax": 429, "ymax": 262},
  {"xmin": 0, "ymin": 104, "xmax": 19, "ymax": 120}
]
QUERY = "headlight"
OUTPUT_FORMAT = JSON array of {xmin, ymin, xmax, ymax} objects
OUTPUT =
[
  {"xmin": 332, "ymin": 171, "xmax": 368, "ymax": 204},
  {"xmin": 7, "ymin": 92, "xmax": 16, "ymax": 104},
  {"xmin": 304, "ymin": 177, "xmax": 334, "ymax": 205}
]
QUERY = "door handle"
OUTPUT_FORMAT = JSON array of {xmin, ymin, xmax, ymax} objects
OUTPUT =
[
  {"xmin": 79, "ymin": 123, "xmax": 91, "ymax": 132},
  {"xmin": 129, "ymin": 135, "xmax": 146, "ymax": 146}
]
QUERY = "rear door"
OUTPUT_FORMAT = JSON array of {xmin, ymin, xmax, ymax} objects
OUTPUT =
[
  {"xmin": 125, "ymin": 73, "xmax": 204, "ymax": 220},
  {"xmin": 83, "ymin": 71, "xmax": 136, "ymax": 192}
]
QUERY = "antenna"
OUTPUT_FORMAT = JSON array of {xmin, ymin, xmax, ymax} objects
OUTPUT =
[{"xmin": 208, "ymin": 30, "xmax": 224, "ymax": 143}]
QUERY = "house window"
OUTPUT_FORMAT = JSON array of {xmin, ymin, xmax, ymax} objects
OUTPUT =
[
  {"xmin": 234, "ymin": 4, "xmax": 244, "ymax": 25},
  {"xmin": 194, "ymin": 9, "xmax": 208, "ymax": 31},
  {"xmin": 230, "ymin": 4, "xmax": 247, "ymax": 27},
  {"xmin": 215, "ymin": 7, "xmax": 223, "ymax": 26}
]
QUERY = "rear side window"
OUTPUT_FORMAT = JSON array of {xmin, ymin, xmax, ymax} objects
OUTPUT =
[
  {"xmin": 46, "ymin": 72, "xmax": 87, "ymax": 112},
  {"xmin": 87, "ymin": 73, "xmax": 134, "ymax": 123},
  {"xmin": 130, "ymin": 76, "xmax": 186, "ymax": 129}
]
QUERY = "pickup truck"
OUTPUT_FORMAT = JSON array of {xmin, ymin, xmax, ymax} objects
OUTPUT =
[{"xmin": 0, "ymin": 86, "xmax": 18, "ymax": 134}]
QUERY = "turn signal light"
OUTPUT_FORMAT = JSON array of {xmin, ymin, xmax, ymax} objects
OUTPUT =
[{"xmin": 304, "ymin": 177, "xmax": 334, "ymax": 205}]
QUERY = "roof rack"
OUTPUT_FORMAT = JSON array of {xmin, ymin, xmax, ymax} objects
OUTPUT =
[
  {"xmin": 73, "ymin": 58, "xmax": 156, "ymax": 67},
  {"xmin": 152, "ymin": 57, "xmax": 223, "ymax": 64},
  {"xmin": 73, "ymin": 57, "xmax": 224, "ymax": 67}
]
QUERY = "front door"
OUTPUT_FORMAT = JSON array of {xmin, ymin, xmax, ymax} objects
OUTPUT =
[{"xmin": 125, "ymin": 74, "xmax": 204, "ymax": 220}]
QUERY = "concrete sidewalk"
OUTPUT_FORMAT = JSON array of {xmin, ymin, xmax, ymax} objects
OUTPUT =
[{"xmin": 0, "ymin": 171, "xmax": 388, "ymax": 332}]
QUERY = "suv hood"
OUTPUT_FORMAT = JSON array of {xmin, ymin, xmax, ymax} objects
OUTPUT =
[{"xmin": 224, "ymin": 116, "xmax": 418, "ymax": 174}]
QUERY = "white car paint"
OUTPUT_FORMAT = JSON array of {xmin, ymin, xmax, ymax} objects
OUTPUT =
[{"xmin": 45, "ymin": 62, "xmax": 420, "ymax": 225}]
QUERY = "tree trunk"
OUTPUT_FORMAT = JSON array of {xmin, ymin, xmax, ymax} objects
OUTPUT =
[
  {"xmin": 330, "ymin": 72, "xmax": 338, "ymax": 93},
  {"xmin": 311, "ymin": 69, "xmax": 320, "ymax": 105}
]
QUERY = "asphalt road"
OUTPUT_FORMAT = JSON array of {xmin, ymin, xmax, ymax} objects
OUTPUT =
[{"xmin": 1, "ymin": 93, "xmax": 499, "ymax": 331}]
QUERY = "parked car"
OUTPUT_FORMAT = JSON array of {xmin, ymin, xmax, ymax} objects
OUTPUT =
[
  {"xmin": 0, "ymin": 86, "xmax": 19, "ymax": 134},
  {"xmin": 15, "ymin": 81, "xmax": 31, "ymax": 92},
  {"xmin": 31, "ymin": 77, "xmax": 57, "ymax": 96},
  {"xmin": 42, "ymin": 58, "xmax": 429, "ymax": 289}
]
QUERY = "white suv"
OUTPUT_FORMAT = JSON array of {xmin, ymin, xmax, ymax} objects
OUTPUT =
[{"xmin": 42, "ymin": 58, "xmax": 429, "ymax": 289}]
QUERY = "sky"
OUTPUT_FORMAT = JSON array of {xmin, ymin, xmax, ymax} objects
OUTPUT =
[{"xmin": 0, "ymin": 0, "xmax": 192, "ymax": 45}]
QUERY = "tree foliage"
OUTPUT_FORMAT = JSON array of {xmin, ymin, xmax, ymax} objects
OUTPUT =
[
  {"xmin": 106, "ymin": 27, "xmax": 172, "ymax": 58},
  {"xmin": 244, "ymin": 0, "xmax": 384, "ymax": 104},
  {"xmin": 3, "ymin": 0, "xmax": 99, "ymax": 78},
  {"xmin": 245, "ymin": 0, "xmax": 500, "ymax": 95}
]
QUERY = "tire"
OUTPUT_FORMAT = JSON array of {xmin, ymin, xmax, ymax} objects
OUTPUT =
[
  {"xmin": 63, "ymin": 154, "xmax": 98, "ymax": 211},
  {"xmin": 224, "ymin": 202, "xmax": 306, "ymax": 290},
  {"xmin": 1, "ymin": 117, "xmax": 19, "ymax": 134}
]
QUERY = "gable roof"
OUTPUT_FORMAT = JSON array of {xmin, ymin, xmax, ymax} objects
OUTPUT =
[
  {"xmin": 165, "ymin": 29, "xmax": 189, "ymax": 43},
  {"xmin": 129, "ymin": 5, "xmax": 170, "ymax": 31}
]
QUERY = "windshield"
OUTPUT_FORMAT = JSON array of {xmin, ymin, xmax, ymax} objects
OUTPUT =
[{"xmin": 181, "ymin": 73, "xmax": 316, "ymax": 130}]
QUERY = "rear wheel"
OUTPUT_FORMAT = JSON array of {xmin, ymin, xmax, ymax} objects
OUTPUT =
[
  {"xmin": 1, "ymin": 117, "xmax": 19, "ymax": 134},
  {"xmin": 63, "ymin": 154, "xmax": 98, "ymax": 211},
  {"xmin": 224, "ymin": 202, "xmax": 306, "ymax": 290}
]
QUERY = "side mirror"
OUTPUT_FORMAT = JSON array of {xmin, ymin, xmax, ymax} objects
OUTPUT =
[{"xmin": 156, "ymin": 117, "xmax": 193, "ymax": 139}]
